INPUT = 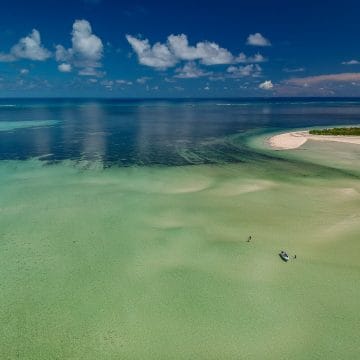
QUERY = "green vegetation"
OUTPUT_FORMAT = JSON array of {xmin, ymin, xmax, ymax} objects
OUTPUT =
[{"xmin": 309, "ymin": 127, "xmax": 360, "ymax": 136}]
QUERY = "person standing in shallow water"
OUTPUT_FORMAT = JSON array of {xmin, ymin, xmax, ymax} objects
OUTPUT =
[{"xmin": 247, "ymin": 236, "xmax": 252, "ymax": 242}]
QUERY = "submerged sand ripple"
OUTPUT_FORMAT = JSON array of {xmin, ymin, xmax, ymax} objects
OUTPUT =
[
  {"xmin": 0, "ymin": 147, "xmax": 359, "ymax": 359},
  {"xmin": 0, "ymin": 120, "xmax": 59, "ymax": 132}
]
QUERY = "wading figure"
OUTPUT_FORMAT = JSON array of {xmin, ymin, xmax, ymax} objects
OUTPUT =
[{"xmin": 247, "ymin": 235, "xmax": 252, "ymax": 242}]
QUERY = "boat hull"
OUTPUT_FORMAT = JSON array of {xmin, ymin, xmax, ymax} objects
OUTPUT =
[{"xmin": 279, "ymin": 252, "xmax": 290, "ymax": 262}]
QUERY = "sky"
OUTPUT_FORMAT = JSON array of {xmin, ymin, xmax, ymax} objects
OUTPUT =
[{"xmin": 1, "ymin": 0, "xmax": 360, "ymax": 97}]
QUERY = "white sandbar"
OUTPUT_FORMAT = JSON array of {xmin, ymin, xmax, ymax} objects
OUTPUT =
[{"xmin": 269, "ymin": 131, "xmax": 360, "ymax": 150}]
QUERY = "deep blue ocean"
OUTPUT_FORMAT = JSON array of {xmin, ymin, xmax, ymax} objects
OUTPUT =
[{"xmin": 0, "ymin": 98, "xmax": 359, "ymax": 166}]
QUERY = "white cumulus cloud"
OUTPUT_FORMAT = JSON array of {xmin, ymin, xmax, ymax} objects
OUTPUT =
[
  {"xmin": 236, "ymin": 52, "xmax": 267, "ymax": 63},
  {"xmin": 168, "ymin": 34, "xmax": 233, "ymax": 65},
  {"xmin": 175, "ymin": 62, "xmax": 211, "ymax": 78},
  {"xmin": 0, "ymin": 29, "xmax": 51, "ymax": 62},
  {"xmin": 58, "ymin": 63, "xmax": 72, "ymax": 72},
  {"xmin": 71, "ymin": 20, "xmax": 103, "ymax": 62},
  {"xmin": 227, "ymin": 64, "xmax": 262, "ymax": 78},
  {"xmin": 167, "ymin": 34, "xmax": 200, "ymax": 61},
  {"xmin": 196, "ymin": 41, "xmax": 234, "ymax": 65},
  {"xmin": 11, "ymin": 30, "xmax": 51, "ymax": 61},
  {"xmin": 126, "ymin": 33, "xmax": 267, "ymax": 71},
  {"xmin": 246, "ymin": 33, "xmax": 271, "ymax": 47},
  {"xmin": 126, "ymin": 35, "xmax": 177, "ymax": 69},
  {"xmin": 56, "ymin": 20, "xmax": 104, "ymax": 76},
  {"xmin": 259, "ymin": 80, "xmax": 274, "ymax": 90}
]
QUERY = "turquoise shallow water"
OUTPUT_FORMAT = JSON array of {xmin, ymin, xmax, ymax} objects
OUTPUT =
[
  {"xmin": 0, "ymin": 99, "xmax": 359, "ymax": 359},
  {"xmin": 0, "ymin": 154, "xmax": 359, "ymax": 359}
]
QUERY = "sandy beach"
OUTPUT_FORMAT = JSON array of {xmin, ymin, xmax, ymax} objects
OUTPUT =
[{"xmin": 269, "ymin": 130, "xmax": 360, "ymax": 150}]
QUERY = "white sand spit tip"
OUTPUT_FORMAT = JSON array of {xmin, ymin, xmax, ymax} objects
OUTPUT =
[{"xmin": 269, "ymin": 131, "xmax": 360, "ymax": 150}]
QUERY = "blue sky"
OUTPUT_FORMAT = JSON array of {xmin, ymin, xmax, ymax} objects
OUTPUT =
[{"xmin": 1, "ymin": 0, "xmax": 360, "ymax": 97}]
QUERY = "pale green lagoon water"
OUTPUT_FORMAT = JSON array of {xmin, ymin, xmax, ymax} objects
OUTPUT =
[
  {"xmin": 0, "ymin": 137, "xmax": 359, "ymax": 359},
  {"xmin": 1, "ymin": 99, "xmax": 360, "ymax": 359}
]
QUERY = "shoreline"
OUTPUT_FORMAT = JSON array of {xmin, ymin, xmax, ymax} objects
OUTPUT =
[{"xmin": 268, "ymin": 130, "xmax": 360, "ymax": 150}]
